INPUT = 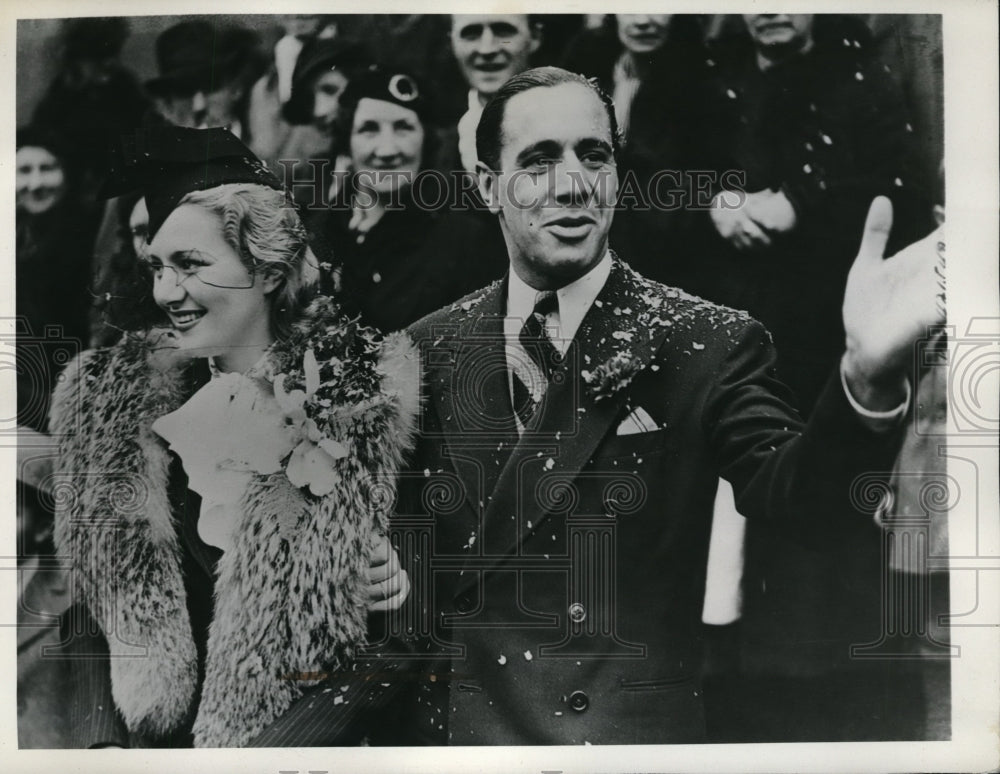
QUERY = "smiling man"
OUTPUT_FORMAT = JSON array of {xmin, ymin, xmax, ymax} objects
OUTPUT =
[
  {"xmin": 449, "ymin": 14, "xmax": 542, "ymax": 173},
  {"xmin": 392, "ymin": 66, "xmax": 945, "ymax": 745}
]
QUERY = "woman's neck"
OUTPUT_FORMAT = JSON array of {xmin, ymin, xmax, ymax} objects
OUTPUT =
[{"xmin": 212, "ymin": 340, "xmax": 273, "ymax": 375}]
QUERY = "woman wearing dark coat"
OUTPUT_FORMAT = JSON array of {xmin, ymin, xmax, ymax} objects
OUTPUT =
[{"xmin": 15, "ymin": 126, "xmax": 98, "ymax": 432}]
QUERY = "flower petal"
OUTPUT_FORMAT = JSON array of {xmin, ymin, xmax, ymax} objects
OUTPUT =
[
  {"xmin": 285, "ymin": 440, "xmax": 341, "ymax": 496},
  {"xmin": 304, "ymin": 349, "xmax": 321, "ymax": 397},
  {"xmin": 318, "ymin": 437, "xmax": 349, "ymax": 460}
]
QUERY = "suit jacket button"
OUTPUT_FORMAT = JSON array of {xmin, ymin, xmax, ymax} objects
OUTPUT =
[
  {"xmin": 568, "ymin": 603, "xmax": 586, "ymax": 623},
  {"xmin": 568, "ymin": 690, "xmax": 589, "ymax": 712}
]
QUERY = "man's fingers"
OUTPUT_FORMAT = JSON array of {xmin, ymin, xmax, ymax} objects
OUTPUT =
[
  {"xmin": 856, "ymin": 196, "xmax": 894, "ymax": 265},
  {"xmin": 368, "ymin": 550, "xmax": 400, "ymax": 584},
  {"xmin": 368, "ymin": 534, "xmax": 392, "ymax": 567},
  {"xmin": 367, "ymin": 569, "xmax": 410, "ymax": 608},
  {"xmin": 741, "ymin": 217, "xmax": 772, "ymax": 248}
]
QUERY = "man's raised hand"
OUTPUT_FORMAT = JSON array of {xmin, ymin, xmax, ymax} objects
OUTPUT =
[{"xmin": 842, "ymin": 196, "xmax": 945, "ymax": 410}]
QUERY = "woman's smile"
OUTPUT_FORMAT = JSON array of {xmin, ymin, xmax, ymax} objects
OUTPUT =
[{"xmin": 168, "ymin": 308, "xmax": 208, "ymax": 331}]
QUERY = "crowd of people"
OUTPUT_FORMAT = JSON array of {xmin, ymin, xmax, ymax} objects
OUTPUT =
[{"xmin": 15, "ymin": 13, "xmax": 946, "ymax": 749}]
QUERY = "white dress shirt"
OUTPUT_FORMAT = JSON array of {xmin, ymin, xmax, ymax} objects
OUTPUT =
[{"xmin": 504, "ymin": 252, "xmax": 612, "ymax": 429}]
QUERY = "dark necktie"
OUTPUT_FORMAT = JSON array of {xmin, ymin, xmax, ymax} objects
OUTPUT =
[{"xmin": 512, "ymin": 291, "xmax": 560, "ymax": 430}]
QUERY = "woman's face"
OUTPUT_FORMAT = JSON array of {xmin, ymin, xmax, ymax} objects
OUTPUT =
[
  {"xmin": 616, "ymin": 14, "xmax": 672, "ymax": 55},
  {"xmin": 312, "ymin": 69, "xmax": 350, "ymax": 135},
  {"xmin": 350, "ymin": 97, "xmax": 424, "ymax": 196},
  {"xmin": 147, "ymin": 204, "xmax": 277, "ymax": 370},
  {"xmin": 16, "ymin": 146, "xmax": 67, "ymax": 215}
]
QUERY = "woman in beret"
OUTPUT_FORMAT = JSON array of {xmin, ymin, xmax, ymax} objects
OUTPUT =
[
  {"xmin": 319, "ymin": 65, "xmax": 507, "ymax": 333},
  {"xmin": 48, "ymin": 126, "xmax": 418, "ymax": 748}
]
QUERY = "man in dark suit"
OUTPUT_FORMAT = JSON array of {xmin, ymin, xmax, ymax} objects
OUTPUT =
[{"xmin": 385, "ymin": 66, "xmax": 943, "ymax": 744}]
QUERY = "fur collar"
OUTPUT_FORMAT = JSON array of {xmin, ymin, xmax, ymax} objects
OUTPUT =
[{"xmin": 50, "ymin": 297, "xmax": 419, "ymax": 746}]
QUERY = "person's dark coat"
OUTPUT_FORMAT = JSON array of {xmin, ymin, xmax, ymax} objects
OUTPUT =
[
  {"xmin": 699, "ymin": 15, "xmax": 934, "ymax": 412},
  {"xmin": 320, "ymin": 184, "xmax": 508, "ymax": 334}
]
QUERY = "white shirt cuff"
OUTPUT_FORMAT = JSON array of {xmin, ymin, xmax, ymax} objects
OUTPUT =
[{"xmin": 839, "ymin": 358, "xmax": 911, "ymax": 431}]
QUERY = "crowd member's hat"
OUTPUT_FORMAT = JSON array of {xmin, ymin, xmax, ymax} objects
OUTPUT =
[
  {"xmin": 100, "ymin": 125, "xmax": 283, "ymax": 241},
  {"xmin": 282, "ymin": 36, "xmax": 372, "ymax": 125},
  {"xmin": 17, "ymin": 125, "xmax": 71, "ymax": 159},
  {"xmin": 340, "ymin": 65, "xmax": 429, "ymax": 124},
  {"xmin": 145, "ymin": 21, "xmax": 264, "ymax": 98}
]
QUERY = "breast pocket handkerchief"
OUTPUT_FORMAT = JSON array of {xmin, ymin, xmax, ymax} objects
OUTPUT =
[{"xmin": 616, "ymin": 406, "xmax": 660, "ymax": 436}]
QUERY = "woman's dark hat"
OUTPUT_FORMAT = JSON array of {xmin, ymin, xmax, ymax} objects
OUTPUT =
[
  {"xmin": 145, "ymin": 21, "xmax": 263, "ymax": 97},
  {"xmin": 282, "ymin": 36, "xmax": 372, "ymax": 125},
  {"xmin": 100, "ymin": 126, "xmax": 283, "ymax": 241},
  {"xmin": 17, "ymin": 125, "xmax": 71, "ymax": 159},
  {"xmin": 340, "ymin": 65, "xmax": 429, "ymax": 124}
]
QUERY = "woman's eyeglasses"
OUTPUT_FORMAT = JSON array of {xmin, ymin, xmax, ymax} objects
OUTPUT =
[{"xmin": 140, "ymin": 250, "xmax": 257, "ymax": 290}]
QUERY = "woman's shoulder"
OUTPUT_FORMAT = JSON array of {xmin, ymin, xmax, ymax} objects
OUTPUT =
[
  {"xmin": 277, "ymin": 295, "xmax": 417, "ymax": 389},
  {"xmin": 48, "ymin": 329, "xmax": 195, "ymax": 436}
]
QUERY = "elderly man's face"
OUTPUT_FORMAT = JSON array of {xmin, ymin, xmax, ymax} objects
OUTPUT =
[
  {"xmin": 481, "ymin": 82, "xmax": 618, "ymax": 290},
  {"xmin": 451, "ymin": 15, "xmax": 540, "ymax": 101},
  {"xmin": 743, "ymin": 14, "xmax": 815, "ymax": 54}
]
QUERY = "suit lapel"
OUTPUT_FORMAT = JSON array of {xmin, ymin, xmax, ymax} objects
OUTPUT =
[
  {"xmin": 423, "ymin": 280, "xmax": 520, "ymax": 525},
  {"xmin": 466, "ymin": 259, "xmax": 677, "ymax": 580}
]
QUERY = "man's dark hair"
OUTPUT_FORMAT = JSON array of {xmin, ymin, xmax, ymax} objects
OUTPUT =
[{"xmin": 475, "ymin": 66, "xmax": 621, "ymax": 171}]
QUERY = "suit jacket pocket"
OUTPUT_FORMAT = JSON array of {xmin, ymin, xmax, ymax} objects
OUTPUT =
[
  {"xmin": 590, "ymin": 428, "xmax": 671, "ymax": 463},
  {"xmin": 620, "ymin": 672, "xmax": 697, "ymax": 692}
]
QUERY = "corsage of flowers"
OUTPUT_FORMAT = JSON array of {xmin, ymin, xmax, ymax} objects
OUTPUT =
[
  {"xmin": 581, "ymin": 351, "xmax": 642, "ymax": 402},
  {"xmin": 273, "ymin": 348, "xmax": 349, "ymax": 496}
]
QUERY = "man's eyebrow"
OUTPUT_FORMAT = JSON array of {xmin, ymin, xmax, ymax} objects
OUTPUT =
[
  {"xmin": 514, "ymin": 140, "xmax": 562, "ymax": 166},
  {"xmin": 577, "ymin": 137, "xmax": 614, "ymax": 155},
  {"xmin": 489, "ymin": 22, "xmax": 518, "ymax": 36}
]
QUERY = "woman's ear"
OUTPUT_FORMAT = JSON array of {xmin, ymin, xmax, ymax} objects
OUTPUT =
[{"xmin": 258, "ymin": 265, "xmax": 284, "ymax": 295}]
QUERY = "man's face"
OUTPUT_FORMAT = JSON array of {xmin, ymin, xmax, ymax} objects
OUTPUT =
[
  {"xmin": 743, "ymin": 14, "xmax": 815, "ymax": 54},
  {"xmin": 481, "ymin": 82, "xmax": 618, "ymax": 290},
  {"xmin": 156, "ymin": 82, "xmax": 244, "ymax": 129},
  {"xmin": 451, "ymin": 15, "xmax": 540, "ymax": 101},
  {"xmin": 616, "ymin": 14, "xmax": 672, "ymax": 55}
]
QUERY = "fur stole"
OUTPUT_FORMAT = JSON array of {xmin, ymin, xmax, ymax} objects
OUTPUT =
[{"xmin": 50, "ymin": 297, "xmax": 419, "ymax": 747}]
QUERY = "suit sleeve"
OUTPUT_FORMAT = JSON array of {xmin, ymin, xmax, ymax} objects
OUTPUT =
[
  {"xmin": 702, "ymin": 320, "xmax": 901, "ymax": 543},
  {"xmin": 60, "ymin": 603, "xmax": 130, "ymax": 748},
  {"xmin": 245, "ymin": 653, "xmax": 414, "ymax": 746}
]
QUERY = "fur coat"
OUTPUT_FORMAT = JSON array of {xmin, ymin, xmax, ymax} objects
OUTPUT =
[{"xmin": 49, "ymin": 297, "xmax": 419, "ymax": 747}]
